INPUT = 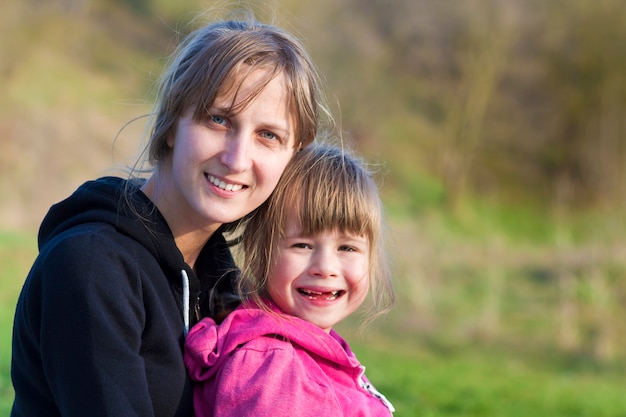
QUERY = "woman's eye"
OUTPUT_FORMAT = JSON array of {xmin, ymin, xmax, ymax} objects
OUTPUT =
[
  {"xmin": 260, "ymin": 131, "xmax": 278, "ymax": 141},
  {"xmin": 210, "ymin": 115, "xmax": 227, "ymax": 125}
]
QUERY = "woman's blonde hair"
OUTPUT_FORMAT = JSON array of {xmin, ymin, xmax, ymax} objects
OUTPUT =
[
  {"xmin": 239, "ymin": 143, "xmax": 395, "ymax": 326},
  {"xmin": 147, "ymin": 17, "xmax": 327, "ymax": 166}
]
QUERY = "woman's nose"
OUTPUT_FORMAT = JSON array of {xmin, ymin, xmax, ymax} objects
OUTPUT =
[{"xmin": 220, "ymin": 133, "xmax": 252, "ymax": 173}]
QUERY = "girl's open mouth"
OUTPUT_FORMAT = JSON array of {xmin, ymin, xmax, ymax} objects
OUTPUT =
[{"xmin": 297, "ymin": 288, "xmax": 345, "ymax": 301}]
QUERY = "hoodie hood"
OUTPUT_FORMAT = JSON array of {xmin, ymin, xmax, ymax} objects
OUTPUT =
[
  {"xmin": 184, "ymin": 303, "xmax": 359, "ymax": 382},
  {"xmin": 38, "ymin": 176, "xmax": 186, "ymax": 279}
]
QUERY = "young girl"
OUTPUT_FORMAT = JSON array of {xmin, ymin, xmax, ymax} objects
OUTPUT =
[
  {"xmin": 185, "ymin": 144, "xmax": 396, "ymax": 416},
  {"xmin": 11, "ymin": 15, "xmax": 327, "ymax": 417}
]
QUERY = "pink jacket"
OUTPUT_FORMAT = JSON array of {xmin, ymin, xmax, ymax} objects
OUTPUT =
[{"xmin": 184, "ymin": 304, "xmax": 395, "ymax": 417}]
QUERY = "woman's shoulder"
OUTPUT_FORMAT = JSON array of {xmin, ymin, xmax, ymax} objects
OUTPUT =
[
  {"xmin": 32, "ymin": 224, "xmax": 152, "ymax": 288},
  {"xmin": 40, "ymin": 221, "xmax": 145, "ymax": 263}
]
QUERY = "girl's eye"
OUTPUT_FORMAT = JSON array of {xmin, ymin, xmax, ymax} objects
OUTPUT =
[
  {"xmin": 339, "ymin": 245, "xmax": 356, "ymax": 252},
  {"xmin": 292, "ymin": 243, "xmax": 312, "ymax": 249}
]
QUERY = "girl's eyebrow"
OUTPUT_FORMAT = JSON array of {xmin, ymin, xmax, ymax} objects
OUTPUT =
[
  {"xmin": 340, "ymin": 233, "xmax": 369, "ymax": 243},
  {"xmin": 284, "ymin": 231, "xmax": 305, "ymax": 239}
]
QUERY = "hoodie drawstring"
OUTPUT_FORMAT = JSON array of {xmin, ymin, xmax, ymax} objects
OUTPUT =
[{"xmin": 182, "ymin": 270, "xmax": 190, "ymax": 338}]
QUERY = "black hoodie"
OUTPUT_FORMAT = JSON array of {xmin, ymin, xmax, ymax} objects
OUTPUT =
[{"xmin": 11, "ymin": 176, "xmax": 240, "ymax": 417}]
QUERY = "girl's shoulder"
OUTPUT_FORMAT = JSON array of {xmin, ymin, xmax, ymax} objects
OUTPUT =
[{"xmin": 239, "ymin": 332, "xmax": 295, "ymax": 352}]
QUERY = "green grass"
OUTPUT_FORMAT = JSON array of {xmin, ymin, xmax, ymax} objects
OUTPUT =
[
  {"xmin": 0, "ymin": 232, "xmax": 37, "ymax": 416},
  {"xmin": 342, "ymin": 331, "xmax": 626, "ymax": 417}
]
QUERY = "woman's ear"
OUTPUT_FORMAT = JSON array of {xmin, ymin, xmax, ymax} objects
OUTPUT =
[{"xmin": 166, "ymin": 133, "xmax": 175, "ymax": 148}]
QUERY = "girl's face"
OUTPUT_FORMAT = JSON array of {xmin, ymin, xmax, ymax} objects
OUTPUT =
[
  {"xmin": 267, "ymin": 216, "xmax": 371, "ymax": 333},
  {"xmin": 155, "ymin": 69, "xmax": 296, "ymax": 236}
]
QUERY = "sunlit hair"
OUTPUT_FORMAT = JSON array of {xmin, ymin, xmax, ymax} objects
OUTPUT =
[
  {"xmin": 239, "ymin": 143, "xmax": 395, "ymax": 327},
  {"xmin": 146, "ymin": 18, "xmax": 325, "ymax": 163}
]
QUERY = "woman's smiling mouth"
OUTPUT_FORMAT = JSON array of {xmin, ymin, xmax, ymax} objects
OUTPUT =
[{"xmin": 206, "ymin": 174, "xmax": 245, "ymax": 192}]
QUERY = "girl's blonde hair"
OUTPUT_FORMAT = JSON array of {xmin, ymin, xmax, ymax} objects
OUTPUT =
[
  {"xmin": 239, "ymin": 143, "xmax": 395, "ymax": 326},
  {"xmin": 147, "ymin": 17, "xmax": 326, "ymax": 166}
]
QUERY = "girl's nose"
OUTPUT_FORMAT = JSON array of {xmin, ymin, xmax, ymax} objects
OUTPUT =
[
  {"xmin": 309, "ymin": 249, "xmax": 339, "ymax": 279},
  {"xmin": 220, "ymin": 133, "xmax": 252, "ymax": 173}
]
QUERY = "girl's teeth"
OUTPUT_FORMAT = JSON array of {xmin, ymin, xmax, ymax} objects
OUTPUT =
[{"xmin": 298, "ymin": 288, "xmax": 343, "ymax": 300}]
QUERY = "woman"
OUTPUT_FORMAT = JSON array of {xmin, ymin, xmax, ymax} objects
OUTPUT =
[{"xmin": 11, "ymin": 16, "xmax": 327, "ymax": 417}]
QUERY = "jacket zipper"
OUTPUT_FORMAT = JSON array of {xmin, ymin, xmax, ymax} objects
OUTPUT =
[
  {"xmin": 194, "ymin": 296, "xmax": 201, "ymax": 321},
  {"xmin": 357, "ymin": 366, "xmax": 395, "ymax": 413}
]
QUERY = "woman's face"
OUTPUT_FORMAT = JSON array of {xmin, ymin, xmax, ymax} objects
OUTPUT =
[{"xmin": 153, "ymin": 69, "xmax": 297, "ymax": 236}]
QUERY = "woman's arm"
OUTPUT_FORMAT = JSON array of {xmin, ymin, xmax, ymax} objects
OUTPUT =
[{"xmin": 13, "ymin": 231, "xmax": 156, "ymax": 416}]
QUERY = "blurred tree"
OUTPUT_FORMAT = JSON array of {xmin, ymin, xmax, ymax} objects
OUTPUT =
[
  {"xmin": 540, "ymin": 0, "xmax": 626, "ymax": 210},
  {"xmin": 310, "ymin": 0, "xmax": 626, "ymax": 213},
  {"xmin": 481, "ymin": 0, "xmax": 626, "ymax": 211},
  {"xmin": 435, "ymin": 0, "xmax": 513, "ymax": 211}
]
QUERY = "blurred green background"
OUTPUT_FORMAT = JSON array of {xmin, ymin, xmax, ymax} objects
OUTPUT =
[{"xmin": 2, "ymin": 0, "xmax": 626, "ymax": 415}]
